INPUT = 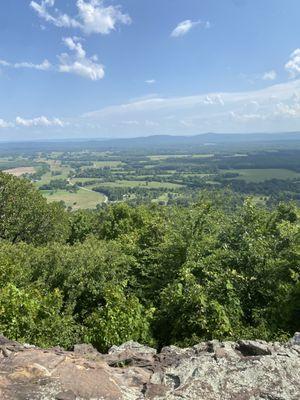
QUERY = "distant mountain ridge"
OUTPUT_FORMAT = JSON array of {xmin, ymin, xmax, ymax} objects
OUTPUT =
[{"xmin": 1, "ymin": 132, "xmax": 300, "ymax": 154}]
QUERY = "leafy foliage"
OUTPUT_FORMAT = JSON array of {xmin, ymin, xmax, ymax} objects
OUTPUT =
[
  {"xmin": 0, "ymin": 173, "xmax": 299, "ymax": 350},
  {"xmin": 0, "ymin": 172, "xmax": 69, "ymax": 245},
  {"xmin": 0, "ymin": 284, "xmax": 77, "ymax": 348}
]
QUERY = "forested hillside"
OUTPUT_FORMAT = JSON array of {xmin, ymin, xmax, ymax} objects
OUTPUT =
[{"xmin": 0, "ymin": 171, "xmax": 299, "ymax": 351}]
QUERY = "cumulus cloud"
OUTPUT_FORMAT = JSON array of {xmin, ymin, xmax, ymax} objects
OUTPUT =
[
  {"xmin": 171, "ymin": 19, "xmax": 210, "ymax": 37},
  {"xmin": 77, "ymin": 0, "xmax": 131, "ymax": 34},
  {"xmin": 262, "ymin": 70, "xmax": 277, "ymax": 81},
  {"xmin": 62, "ymin": 37, "xmax": 86, "ymax": 58},
  {"xmin": 58, "ymin": 36, "xmax": 104, "ymax": 80},
  {"xmin": 275, "ymin": 102, "xmax": 300, "ymax": 118},
  {"xmin": 16, "ymin": 116, "xmax": 65, "ymax": 127},
  {"xmin": 30, "ymin": 0, "xmax": 131, "ymax": 35},
  {"xmin": 0, "ymin": 38, "xmax": 103, "ymax": 81},
  {"xmin": 285, "ymin": 49, "xmax": 300, "ymax": 78},
  {"xmin": 30, "ymin": 0, "xmax": 83, "ymax": 29},
  {"xmin": 0, "ymin": 59, "xmax": 51, "ymax": 71},
  {"xmin": 0, "ymin": 119, "xmax": 13, "ymax": 128}
]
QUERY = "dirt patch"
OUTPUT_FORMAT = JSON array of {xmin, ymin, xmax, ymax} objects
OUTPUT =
[{"xmin": 3, "ymin": 167, "xmax": 35, "ymax": 177}]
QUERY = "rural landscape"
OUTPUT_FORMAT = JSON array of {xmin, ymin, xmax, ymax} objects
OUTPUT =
[{"xmin": 2, "ymin": 133, "xmax": 300, "ymax": 209}]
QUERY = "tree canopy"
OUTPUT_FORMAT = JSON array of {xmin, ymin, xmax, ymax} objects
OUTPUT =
[{"xmin": 0, "ymin": 173, "xmax": 299, "ymax": 351}]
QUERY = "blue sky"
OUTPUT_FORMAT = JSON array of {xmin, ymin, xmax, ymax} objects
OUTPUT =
[{"xmin": 1, "ymin": 0, "xmax": 300, "ymax": 139}]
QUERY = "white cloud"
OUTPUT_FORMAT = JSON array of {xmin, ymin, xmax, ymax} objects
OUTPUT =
[
  {"xmin": 0, "ymin": 38, "xmax": 102, "ymax": 81},
  {"xmin": 62, "ymin": 36, "xmax": 86, "ymax": 58},
  {"xmin": 0, "ymin": 59, "xmax": 51, "ymax": 71},
  {"xmin": 16, "ymin": 116, "xmax": 65, "ymax": 127},
  {"xmin": 30, "ymin": 0, "xmax": 81, "ymax": 29},
  {"xmin": 58, "ymin": 36, "xmax": 104, "ymax": 80},
  {"xmin": 285, "ymin": 49, "xmax": 300, "ymax": 78},
  {"xmin": 0, "ymin": 60, "xmax": 10, "ymax": 67},
  {"xmin": 275, "ymin": 102, "xmax": 300, "ymax": 118},
  {"xmin": 77, "ymin": 0, "xmax": 131, "ymax": 35},
  {"xmin": 5, "ymin": 79, "xmax": 300, "ymax": 137},
  {"xmin": 262, "ymin": 70, "xmax": 277, "ymax": 81},
  {"xmin": 171, "ymin": 19, "xmax": 210, "ymax": 37},
  {"xmin": 202, "ymin": 94, "xmax": 224, "ymax": 106},
  {"xmin": 80, "ymin": 79, "xmax": 300, "ymax": 135},
  {"xmin": 0, "ymin": 119, "xmax": 13, "ymax": 129},
  {"xmin": 145, "ymin": 79, "xmax": 156, "ymax": 84},
  {"xmin": 0, "ymin": 38, "xmax": 103, "ymax": 81},
  {"xmin": 230, "ymin": 111, "xmax": 266, "ymax": 122},
  {"xmin": 30, "ymin": 0, "xmax": 131, "ymax": 35}
]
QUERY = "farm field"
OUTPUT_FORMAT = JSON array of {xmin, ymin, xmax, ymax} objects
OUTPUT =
[
  {"xmin": 44, "ymin": 188, "xmax": 106, "ymax": 209},
  {"xmin": 1, "ymin": 143, "xmax": 300, "ymax": 208},
  {"xmin": 92, "ymin": 161, "xmax": 124, "ymax": 168},
  {"xmin": 3, "ymin": 166, "xmax": 36, "ymax": 176},
  {"xmin": 95, "ymin": 180, "xmax": 183, "ymax": 189},
  {"xmin": 226, "ymin": 168, "xmax": 300, "ymax": 182}
]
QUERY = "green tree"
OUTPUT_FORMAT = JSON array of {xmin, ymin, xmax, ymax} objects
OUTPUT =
[
  {"xmin": 0, "ymin": 284, "xmax": 78, "ymax": 348},
  {"xmin": 84, "ymin": 283, "xmax": 154, "ymax": 352},
  {"xmin": 0, "ymin": 172, "xmax": 69, "ymax": 245}
]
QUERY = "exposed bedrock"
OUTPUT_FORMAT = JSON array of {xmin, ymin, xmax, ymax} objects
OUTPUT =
[{"xmin": 0, "ymin": 334, "xmax": 300, "ymax": 399}]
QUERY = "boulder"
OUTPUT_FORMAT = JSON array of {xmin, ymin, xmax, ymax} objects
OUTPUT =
[
  {"xmin": 290, "ymin": 332, "xmax": 300, "ymax": 346},
  {"xmin": 73, "ymin": 343, "xmax": 99, "ymax": 356},
  {"xmin": 108, "ymin": 340, "xmax": 157, "ymax": 355},
  {"xmin": 236, "ymin": 339, "xmax": 273, "ymax": 356}
]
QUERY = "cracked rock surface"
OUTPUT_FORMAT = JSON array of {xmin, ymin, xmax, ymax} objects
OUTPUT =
[{"xmin": 0, "ymin": 335, "xmax": 300, "ymax": 399}]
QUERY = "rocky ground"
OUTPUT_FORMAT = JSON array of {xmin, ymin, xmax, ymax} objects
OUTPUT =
[{"xmin": 0, "ymin": 334, "xmax": 300, "ymax": 399}]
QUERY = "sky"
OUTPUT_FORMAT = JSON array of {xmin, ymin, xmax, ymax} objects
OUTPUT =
[{"xmin": 1, "ymin": 0, "xmax": 300, "ymax": 140}]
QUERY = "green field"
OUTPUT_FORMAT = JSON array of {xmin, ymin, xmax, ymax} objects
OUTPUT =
[
  {"xmin": 148, "ymin": 154, "xmax": 189, "ymax": 160},
  {"xmin": 71, "ymin": 178, "xmax": 103, "ymax": 184},
  {"xmin": 35, "ymin": 159, "xmax": 72, "ymax": 187},
  {"xmin": 92, "ymin": 161, "xmax": 123, "ymax": 168},
  {"xmin": 95, "ymin": 180, "xmax": 182, "ymax": 189},
  {"xmin": 43, "ymin": 188, "xmax": 106, "ymax": 209},
  {"xmin": 225, "ymin": 168, "xmax": 300, "ymax": 182}
]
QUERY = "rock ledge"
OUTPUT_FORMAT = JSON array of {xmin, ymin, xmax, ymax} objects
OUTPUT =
[{"xmin": 0, "ymin": 334, "xmax": 300, "ymax": 399}]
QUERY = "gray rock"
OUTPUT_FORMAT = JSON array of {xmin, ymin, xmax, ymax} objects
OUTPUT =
[
  {"xmin": 108, "ymin": 340, "xmax": 157, "ymax": 355},
  {"xmin": 0, "ymin": 336, "xmax": 300, "ymax": 399},
  {"xmin": 236, "ymin": 339, "xmax": 273, "ymax": 356},
  {"xmin": 290, "ymin": 332, "xmax": 300, "ymax": 346},
  {"xmin": 23, "ymin": 343, "xmax": 36, "ymax": 349},
  {"xmin": 55, "ymin": 390, "xmax": 76, "ymax": 400},
  {"xmin": 73, "ymin": 343, "xmax": 98, "ymax": 355}
]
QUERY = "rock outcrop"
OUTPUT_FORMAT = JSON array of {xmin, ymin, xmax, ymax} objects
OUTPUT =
[{"xmin": 0, "ymin": 335, "xmax": 300, "ymax": 399}]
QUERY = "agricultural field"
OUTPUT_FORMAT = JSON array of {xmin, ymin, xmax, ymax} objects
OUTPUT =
[
  {"xmin": 95, "ymin": 180, "xmax": 182, "ymax": 189},
  {"xmin": 224, "ymin": 168, "xmax": 300, "ymax": 183},
  {"xmin": 44, "ymin": 188, "xmax": 106, "ymax": 209},
  {"xmin": 3, "ymin": 166, "xmax": 36, "ymax": 177},
  {"xmin": 1, "ymin": 143, "xmax": 300, "ymax": 208}
]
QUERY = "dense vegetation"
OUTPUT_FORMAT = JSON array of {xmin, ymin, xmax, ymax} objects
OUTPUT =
[{"xmin": 0, "ymin": 171, "xmax": 299, "ymax": 351}]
